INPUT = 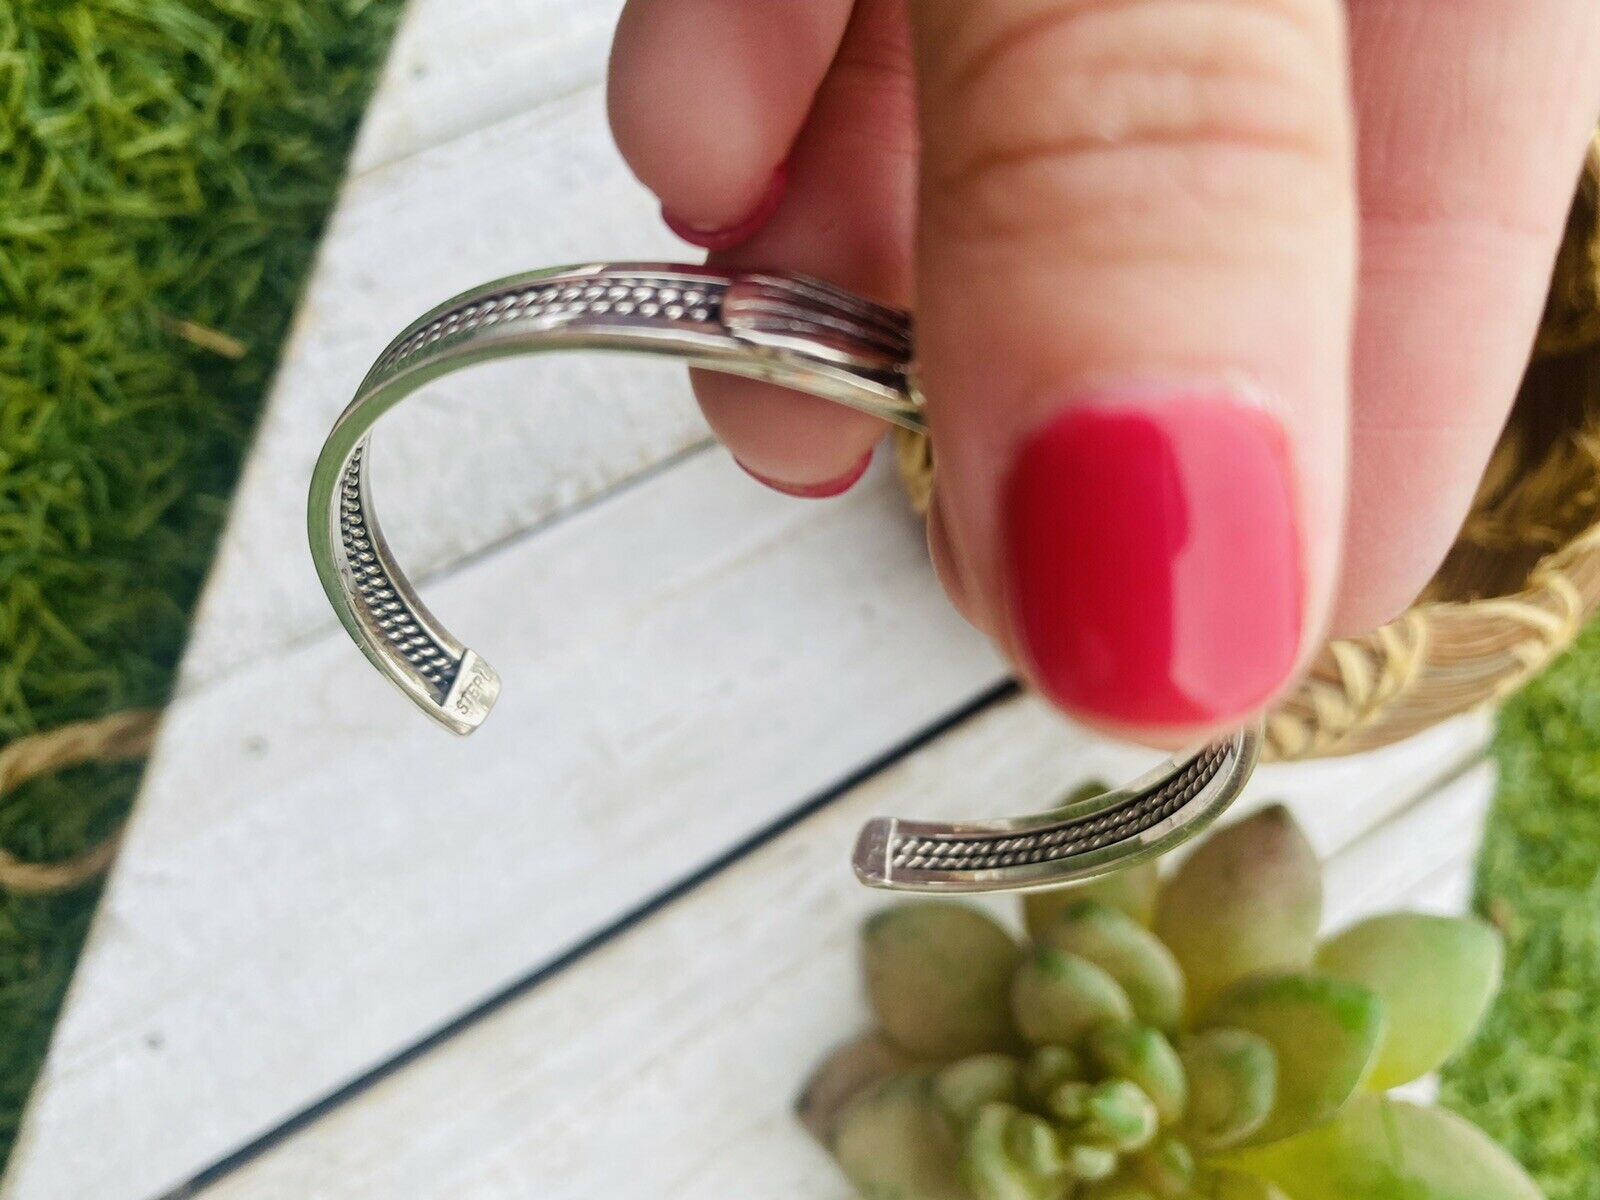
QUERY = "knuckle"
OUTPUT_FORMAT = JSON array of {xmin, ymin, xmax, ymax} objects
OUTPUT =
[
  {"xmin": 817, "ymin": 10, "xmax": 920, "ymax": 159},
  {"xmin": 922, "ymin": 0, "xmax": 1350, "ymax": 254}
]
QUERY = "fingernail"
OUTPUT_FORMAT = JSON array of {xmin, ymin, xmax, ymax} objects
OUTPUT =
[
  {"xmin": 662, "ymin": 164, "xmax": 788, "ymax": 251},
  {"xmin": 737, "ymin": 448, "xmax": 873, "ymax": 500},
  {"xmin": 1003, "ymin": 394, "xmax": 1303, "ymax": 728}
]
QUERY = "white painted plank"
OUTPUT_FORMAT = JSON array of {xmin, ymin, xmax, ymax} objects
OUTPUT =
[
  {"xmin": 178, "ymin": 80, "xmax": 705, "ymax": 693},
  {"xmin": 1405, "ymin": 856, "xmax": 1482, "ymax": 918},
  {"xmin": 1319, "ymin": 762, "xmax": 1494, "ymax": 931},
  {"xmin": 191, "ymin": 704, "xmax": 1488, "ymax": 1200},
  {"xmin": 349, "ymin": 0, "xmax": 625, "ymax": 175},
  {"xmin": 3, "ymin": 458, "xmax": 1007, "ymax": 1200}
]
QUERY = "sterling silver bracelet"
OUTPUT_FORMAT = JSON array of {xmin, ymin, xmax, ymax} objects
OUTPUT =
[{"xmin": 308, "ymin": 263, "xmax": 1259, "ymax": 893}]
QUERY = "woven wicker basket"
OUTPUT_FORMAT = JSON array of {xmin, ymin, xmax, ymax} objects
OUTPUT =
[{"xmin": 897, "ymin": 137, "xmax": 1600, "ymax": 762}]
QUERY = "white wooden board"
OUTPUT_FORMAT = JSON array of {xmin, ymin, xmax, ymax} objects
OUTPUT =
[
  {"xmin": 3, "ymin": 458, "xmax": 1013, "ymax": 1200},
  {"xmin": 177, "ymin": 80, "xmax": 701, "ymax": 694},
  {"xmin": 192, "ymin": 705, "xmax": 1492, "ymax": 1200},
  {"xmin": 349, "ymin": 0, "xmax": 626, "ymax": 175}
]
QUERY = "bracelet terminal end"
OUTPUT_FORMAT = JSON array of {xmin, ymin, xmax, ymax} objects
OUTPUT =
[
  {"xmin": 436, "ymin": 650, "xmax": 501, "ymax": 736},
  {"xmin": 852, "ymin": 818, "xmax": 898, "ymax": 890}
]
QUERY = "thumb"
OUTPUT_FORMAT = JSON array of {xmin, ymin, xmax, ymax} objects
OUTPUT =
[{"xmin": 910, "ymin": 0, "xmax": 1355, "ymax": 739}]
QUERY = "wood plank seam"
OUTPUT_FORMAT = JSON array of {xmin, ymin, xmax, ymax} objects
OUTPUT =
[
  {"xmin": 352, "ymin": 75, "xmax": 610, "ymax": 185},
  {"xmin": 153, "ymin": 681, "xmax": 1020, "ymax": 1200},
  {"xmin": 1320, "ymin": 749, "xmax": 1491, "ymax": 898},
  {"xmin": 176, "ymin": 719, "xmax": 1491, "ymax": 1199},
  {"xmin": 172, "ymin": 84, "xmax": 689, "ymax": 692},
  {"xmin": 7, "ymin": 450, "xmax": 1011, "ymax": 1200},
  {"xmin": 171, "ymin": 699, "xmax": 1481, "ymax": 1200},
  {"xmin": 185, "ymin": 438, "xmax": 718, "ymax": 711},
  {"xmin": 346, "ymin": 0, "xmax": 624, "ymax": 177}
]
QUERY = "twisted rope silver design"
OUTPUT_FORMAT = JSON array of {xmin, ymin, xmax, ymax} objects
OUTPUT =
[
  {"xmin": 888, "ymin": 747, "xmax": 1227, "ymax": 872},
  {"xmin": 854, "ymin": 730, "xmax": 1258, "ymax": 892}
]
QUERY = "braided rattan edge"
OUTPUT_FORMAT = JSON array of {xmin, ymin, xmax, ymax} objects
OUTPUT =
[{"xmin": 0, "ymin": 710, "xmax": 160, "ymax": 894}]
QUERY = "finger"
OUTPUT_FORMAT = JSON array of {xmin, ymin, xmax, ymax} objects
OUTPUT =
[
  {"xmin": 606, "ymin": 0, "xmax": 853, "ymax": 238},
  {"xmin": 927, "ymin": 488, "xmax": 979, "ymax": 627},
  {"xmin": 695, "ymin": 0, "xmax": 919, "ymax": 491},
  {"xmin": 910, "ymin": 0, "xmax": 1357, "ymax": 737},
  {"xmin": 1333, "ymin": 0, "xmax": 1600, "ymax": 634}
]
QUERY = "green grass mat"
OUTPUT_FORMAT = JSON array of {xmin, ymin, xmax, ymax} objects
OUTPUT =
[
  {"xmin": 0, "ymin": 0, "xmax": 403, "ymax": 1165},
  {"xmin": 1442, "ymin": 619, "xmax": 1600, "ymax": 1200}
]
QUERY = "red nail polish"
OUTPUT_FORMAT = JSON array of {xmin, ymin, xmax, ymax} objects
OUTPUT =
[
  {"xmin": 662, "ymin": 164, "xmax": 788, "ymax": 251},
  {"xmin": 1003, "ymin": 395, "xmax": 1303, "ymax": 727},
  {"xmin": 738, "ymin": 448, "xmax": 873, "ymax": 499}
]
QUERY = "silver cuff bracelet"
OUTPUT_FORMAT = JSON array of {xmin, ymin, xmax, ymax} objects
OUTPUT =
[{"xmin": 308, "ymin": 263, "xmax": 1259, "ymax": 893}]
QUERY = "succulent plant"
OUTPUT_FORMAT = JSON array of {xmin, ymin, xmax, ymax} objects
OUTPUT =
[{"xmin": 805, "ymin": 804, "xmax": 1531, "ymax": 1200}]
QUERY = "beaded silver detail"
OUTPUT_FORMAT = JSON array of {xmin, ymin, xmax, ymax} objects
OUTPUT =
[{"xmin": 374, "ymin": 273, "xmax": 725, "ymax": 376}]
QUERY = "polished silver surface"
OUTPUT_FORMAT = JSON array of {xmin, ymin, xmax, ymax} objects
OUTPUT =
[{"xmin": 308, "ymin": 262, "xmax": 1259, "ymax": 891}]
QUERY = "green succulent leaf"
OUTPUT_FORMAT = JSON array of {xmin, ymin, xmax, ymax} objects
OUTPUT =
[
  {"xmin": 1177, "ymin": 1028, "xmax": 1277, "ymax": 1152},
  {"xmin": 1078, "ymin": 1079, "xmax": 1163, "ymax": 1152},
  {"xmin": 1023, "ymin": 786, "xmax": 1160, "ymax": 935},
  {"xmin": 1012, "ymin": 948, "xmax": 1135, "ymax": 1047},
  {"xmin": 936, "ymin": 1054, "xmax": 1024, "ymax": 1125},
  {"xmin": 1125, "ymin": 1136, "xmax": 1198, "ymax": 1198},
  {"xmin": 798, "ymin": 1033, "xmax": 920, "ymax": 1145},
  {"xmin": 1065, "ymin": 1144, "xmax": 1121, "ymax": 1183},
  {"xmin": 1079, "ymin": 1175, "xmax": 1159, "ymax": 1200},
  {"xmin": 1198, "ymin": 1169, "xmax": 1290, "ymax": 1199},
  {"xmin": 1086, "ymin": 1025, "xmax": 1188, "ymax": 1127},
  {"xmin": 1011, "ymin": 1109, "xmax": 1072, "ymax": 1179},
  {"xmin": 832, "ymin": 1075, "xmax": 968, "ymax": 1200},
  {"xmin": 1155, "ymin": 807, "xmax": 1322, "ymax": 1019},
  {"xmin": 1042, "ymin": 1080, "xmax": 1093, "ymax": 1123},
  {"xmin": 1201, "ymin": 972, "xmax": 1384, "ymax": 1146},
  {"xmin": 865, "ymin": 904, "xmax": 1023, "ymax": 1058},
  {"xmin": 1024, "ymin": 862, "xmax": 1163, "ymax": 937},
  {"xmin": 1225, "ymin": 1096, "xmax": 1543, "ymax": 1200},
  {"xmin": 963, "ymin": 1102, "xmax": 1071, "ymax": 1200},
  {"xmin": 1315, "ymin": 914, "xmax": 1503, "ymax": 1090},
  {"xmin": 1039, "ymin": 902, "xmax": 1186, "ymax": 1031},
  {"xmin": 1021, "ymin": 1046, "xmax": 1087, "ymax": 1106}
]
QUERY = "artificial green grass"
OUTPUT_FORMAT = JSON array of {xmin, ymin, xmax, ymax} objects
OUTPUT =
[
  {"xmin": 1441, "ymin": 618, "xmax": 1600, "ymax": 1200},
  {"xmin": 0, "ymin": 0, "xmax": 403, "ymax": 1165}
]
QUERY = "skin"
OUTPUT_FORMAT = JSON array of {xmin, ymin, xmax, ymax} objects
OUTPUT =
[{"xmin": 607, "ymin": 0, "xmax": 1600, "ymax": 743}]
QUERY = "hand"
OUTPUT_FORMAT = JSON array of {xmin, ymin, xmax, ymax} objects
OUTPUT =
[{"xmin": 607, "ymin": 0, "xmax": 1600, "ymax": 742}]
